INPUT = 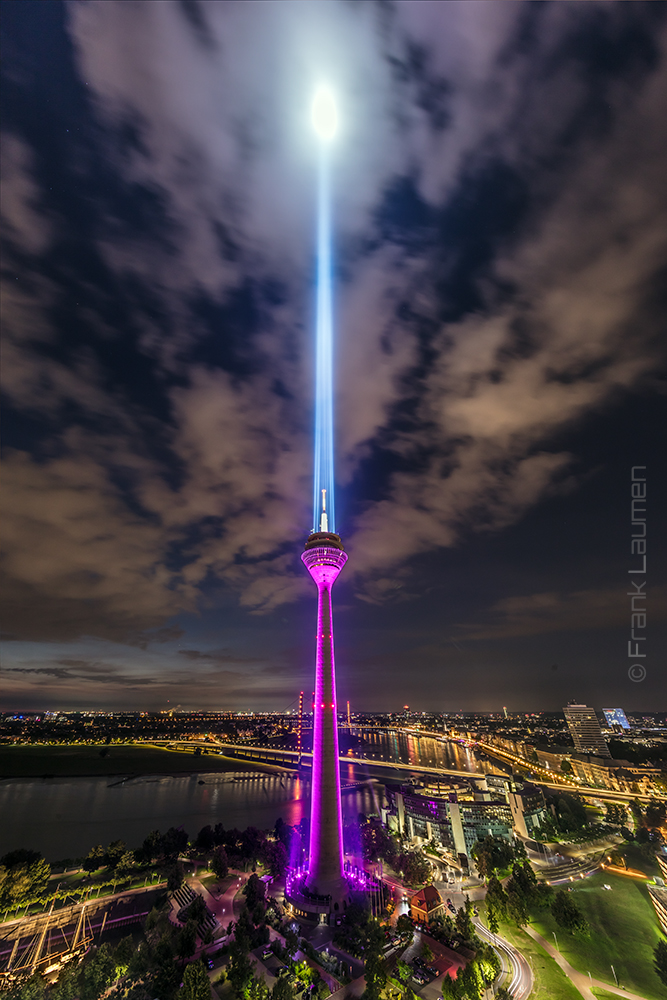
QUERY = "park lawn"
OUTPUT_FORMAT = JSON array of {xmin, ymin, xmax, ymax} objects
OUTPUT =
[
  {"xmin": 592, "ymin": 991, "xmax": 626, "ymax": 1000},
  {"xmin": 0, "ymin": 743, "xmax": 282, "ymax": 778},
  {"xmin": 529, "ymin": 869, "xmax": 664, "ymax": 1000},
  {"xmin": 477, "ymin": 904, "xmax": 581, "ymax": 1000}
]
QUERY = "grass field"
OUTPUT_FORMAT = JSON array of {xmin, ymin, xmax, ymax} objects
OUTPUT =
[
  {"xmin": 529, "ymin": 867, "xmax": 664, "ymax": 1000},
  {"xmin": 0, "ymin": 743, "xmax": 285, "ymax": 779},
  {"xmin": 477, "ymin": 903, "xmax": 582, "ymax": 1000}
]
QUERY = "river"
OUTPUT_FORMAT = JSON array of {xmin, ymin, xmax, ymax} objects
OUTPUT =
[{"xmin": 0, "ymin": 731, "xmax": 494, "ymax": 861}]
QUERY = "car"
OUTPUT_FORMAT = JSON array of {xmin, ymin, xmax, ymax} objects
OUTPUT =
[
  {"xmin": 426, "ymin": 967, "xmax": 438, "ymax": 977},
  {"xmin": 261, "ymin": 947, "xmax": 273, "ymax": 959},
  {"xmin": 206, "ymin": 959, "xmax": 214, "ymax": 969}
]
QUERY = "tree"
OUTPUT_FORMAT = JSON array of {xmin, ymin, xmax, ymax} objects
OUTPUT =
[
  {"xmin": 506, "ymin": 889, "xmax": 528, "ymax": 927},
  {"xmin": 262, "ymin": 840, "xmax": 288, "ymax": 877},
  {"xmin": 506, "ymin": 860, "xmax": 538, "ymax": 910},
  {"xmin": 551, "ymin": 890, "xmax": 587, "ymax": 934},
  {"xmin": 211, "ymin": 845, "xmax": 229, "ymax": 879},
  {"xmin": 113, "ymin": 935, "xmax": 134, "ymax": 975},
  {"xmin": 115, "ymin": 851, "xmax": 136, "ymax": 880},
  {"xmin": 166, "ymin": 861, "xmax": 185, "ymax": 892},
  {"xmin": 244, "ymin": 873, "xmax": 266, "ymax": 910},
  {"xmin": 79, "ymin": 943, "xmax": 116, "ymax": 1000},
  {"xmin": 139, "ymin": 829, "xmax": 162, "ymax": 862},
  {"xmin": 471, "ymin": 836, "xmax": 515, "ymax": 878},
  {"xmin": 228, "ymin": 943, "xmax": 254, "ymax": 997},
  {"xmin": 398, "ymin": 850, "xmax": 431, "ymax": 886},
  {"xmin": 8, "ymin": 974, "xmax": 45, "ymax": 1000},
  {"xmin": 654, "ymin": 940, "xmax": 667, "ymax": 988},
  {"xmin": 364, "ymin": 920, "xmax": 388, "ymax": 999},
  {"xmin": 421, "ymin": 941, "xmax": 433, "ymax": 963},
  {"xmin": 361, "ymin": 820, "xmax": 396, "ymax": 863},
  {"xmin": 0, "ymin": 851, "xmax": 51, "ymax": 907},
  {"xmin": 485, "ymin": 876, "xmax": 508, "ymax": 922},
  {"xmin": 284, "ymin": 926, "xmax": 299, "ymax": 959},
  {"xmin": 455, "ymin": 903, "xmax": 474, "ymax": 941},
  {"xmin": 241, "ymin": 827, "xmax": 266, "ymax": 868},
  {"xmin": 271, "ymin": 979, "xmax": 293, "ymax": 1000},
  {"xmin": 196, "ymin": 825, "xmax": 215, "ymax": 852},
  {"xmin": 180, "ymin": 960, "xmax": 212, "ymax": 1000},
  {"xmin": 82, "ymin": 845, "xmax": 105, "ymax": 873},
  {"xmin": 458, "ymin": 960, "xmax": 485, "ymax": 1000},
  {"xmin": 396, "ymin": 914, "xmax": 414, "ymax": 938},
  {"xmin": 177, "ymin": 919, "xmax": 198, "ymax": 959},
  {"xmin": 396, "ymin": 960, "xmax": 411, "ymax": 984},
  {"xmin": 162, "ymin": 827, "xmax": 188, "ymax": 858},
  {"xmin": 105, "ymin": 840, "xmax": 127, "ymax": 869},
  {"xmin": 151, "ymin": 938, "xmax": 181, "ymax": 997}
]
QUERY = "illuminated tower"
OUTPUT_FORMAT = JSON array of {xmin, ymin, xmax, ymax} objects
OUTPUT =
[
  {"xmin": 285, "ymin": 86, "xmax": 353, "ymax": 919},
  {"xmin": 302, "ymin": 528, "xmax": 347, "ymax": 904}
]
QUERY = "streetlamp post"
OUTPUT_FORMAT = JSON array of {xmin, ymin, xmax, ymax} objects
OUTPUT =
[
  {"xmin": 552, "ymin": 931, "xmax": 558, "ymax": 951},
  {"xmin": 611, "ymin": 965, "xmax": 618, "ymax": 987}
]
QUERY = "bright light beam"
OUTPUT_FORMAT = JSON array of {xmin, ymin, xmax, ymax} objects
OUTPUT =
[
  {"xmin": 312, "ymin": 88, "xmax": 337, "ymax": 533},
  {"xmin": 312, "ymin": 86, "xmax": 338, "ymax": 141}
]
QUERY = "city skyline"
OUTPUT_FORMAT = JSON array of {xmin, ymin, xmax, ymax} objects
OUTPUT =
[{"xmin": 2, "ymin": 1, "xmax": 667, "ymax": 713}]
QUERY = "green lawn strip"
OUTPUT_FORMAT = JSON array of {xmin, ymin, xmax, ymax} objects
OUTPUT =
[
  {"xmin": 477, "ymin": 903, "xmax": 581, "ymax": 1000},
  {"xmin": 528, "ymin": 869, "xmax": 664, "ymax": 1000},
  {"xmin": 0, "ymin": 743, "xmax": 284, "ymax": 778},
  {"xmin": 591, "ymin": 991, "xmax": 627, "ymax": 1000}
]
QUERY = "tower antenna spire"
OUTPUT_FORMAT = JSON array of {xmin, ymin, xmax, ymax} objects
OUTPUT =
[{"xmin": 320, "ymin": 488, "xmax": 328, "ymax": 532}]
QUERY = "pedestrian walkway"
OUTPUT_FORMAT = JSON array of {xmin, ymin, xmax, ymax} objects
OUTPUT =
[{"xmin": 524, "ymin": 926, "xmax": 650, "ymax": 1000}]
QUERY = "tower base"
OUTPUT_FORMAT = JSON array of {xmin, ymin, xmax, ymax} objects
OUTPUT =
[
  {"xmin": 284, "ymin": 874, "xmax": 351, "ymax": 924},
  {"xmin": 284, "ymin": 864, "xmax": 386, "ymax": 924}
]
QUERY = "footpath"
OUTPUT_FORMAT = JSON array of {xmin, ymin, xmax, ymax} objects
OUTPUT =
[{"xmin": 524, "ymin": 926, "xmax": 650, "ymax": 1000}]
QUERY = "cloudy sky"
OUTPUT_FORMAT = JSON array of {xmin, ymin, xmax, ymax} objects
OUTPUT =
[{"xmin": 2, "ymin": 0, "xmax": 666, "ymax": 714}]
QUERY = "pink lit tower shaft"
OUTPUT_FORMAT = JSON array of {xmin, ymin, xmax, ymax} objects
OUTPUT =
[{"xmin": 302, "ymin": 531, "xmax": 348, "ymax": 904}]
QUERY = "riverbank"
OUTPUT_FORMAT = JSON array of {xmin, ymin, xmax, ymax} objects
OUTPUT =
[{"xmin": 0, "ymin": 743, "xmax": 288, "ymax": 780}]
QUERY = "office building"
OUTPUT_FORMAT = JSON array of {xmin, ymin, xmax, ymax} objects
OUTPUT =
[
  {"xmin": 602, "ymin": 708, "xmax": 630, "ymax": 731},
  {"xmin": 563, "ymin": 703, "xmax": 611, "ymax": 757}
]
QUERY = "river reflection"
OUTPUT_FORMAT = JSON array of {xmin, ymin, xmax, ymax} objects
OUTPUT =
[
  {"xmin": 0, "ymin": 772, "xmax": 378, "ymax": 861},
  {"xmin": 348, "ymin": 729, "xmax": 496, "ymax": 775},
  {"xmin": 0, "ymin": 734, "xmax": 494, "ymax": 861}
]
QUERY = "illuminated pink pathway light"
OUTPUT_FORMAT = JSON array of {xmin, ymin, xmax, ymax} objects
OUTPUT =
[{"xmin": 302, "ymin": 530, "xmax": 348, "ymax": 906}]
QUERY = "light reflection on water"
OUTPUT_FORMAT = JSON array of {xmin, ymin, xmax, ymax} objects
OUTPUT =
[
  {"xmin": 0, "ymin": 733, "xmax": 488, "ymax": 861},
  {"xmin": 0, "ymin": 772, "xmax": 378, "ymax": 861}
]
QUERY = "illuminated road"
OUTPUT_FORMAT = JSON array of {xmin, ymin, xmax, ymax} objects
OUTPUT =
[{"xmin": 474, "ymin": 918, "xmax": 532, "ymax": 1000}]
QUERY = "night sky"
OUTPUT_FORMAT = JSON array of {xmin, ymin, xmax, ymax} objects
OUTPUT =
[{"xmin": 2, "ymin": 1, "xmax": 666, "ymax": 714}]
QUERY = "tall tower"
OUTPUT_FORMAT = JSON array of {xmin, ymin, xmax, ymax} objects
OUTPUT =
[
  {"xmin": 302, "ymin": 529, "xmax": 347, "ymax": 903},
  {"xmin": 285, "ymin": 86, "xmax": 355, "ymax": 920}
]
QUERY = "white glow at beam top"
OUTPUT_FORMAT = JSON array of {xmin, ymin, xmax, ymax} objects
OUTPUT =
[{"xmin": 312, "ymin": 87, "xmax": 338, "ymax": 141}]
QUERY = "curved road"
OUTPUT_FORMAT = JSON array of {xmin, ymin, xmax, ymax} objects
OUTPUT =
[{"xmin": 474, "ymin": 918, "xmax": 532, "ymax": 1000}]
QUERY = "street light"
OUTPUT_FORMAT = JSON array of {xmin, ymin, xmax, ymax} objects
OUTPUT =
[{"xmin": 552, "ymin": 931, "xmax": 559, "ymax": 951}]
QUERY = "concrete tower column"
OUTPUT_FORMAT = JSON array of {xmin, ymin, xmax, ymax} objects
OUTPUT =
[{"xmin": 302, "ymin": 532, "xmax": 348, "ymax": 904}]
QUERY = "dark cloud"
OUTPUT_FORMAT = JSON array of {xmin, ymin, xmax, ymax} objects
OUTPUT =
[{"xmin": 1, "ymin": 1, "xmax": 666, "ymax": 709}]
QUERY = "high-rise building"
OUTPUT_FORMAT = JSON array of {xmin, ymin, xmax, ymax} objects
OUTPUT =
[
  {"xmin": 563, "ymin": 703, "xmax": 611, "ymax": 757},
  {"xmin": 603, "ymin": 708, "xmax": 630, "ymax": 731}
]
